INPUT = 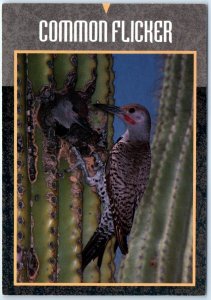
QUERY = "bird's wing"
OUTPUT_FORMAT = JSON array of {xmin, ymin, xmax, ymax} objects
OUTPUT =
[{"xmin": 106, "ymin": 141, "xmax": 147, "ymax": 254}]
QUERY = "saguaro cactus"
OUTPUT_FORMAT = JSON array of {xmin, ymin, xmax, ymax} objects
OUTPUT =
[
  {"xmin": 16, "ymin": 53, "xmax": 115, "ymax": 283},
  {"xmin": 52, "ymin": 54, "xmax": 83, "ymax": 283},
  {"xmin": 27, "ymin": 54, "xmax": 59, "ymax": 282},
  {"xmin": 118, "ymin": 54, "xmax": 194, "ymax": 283}
]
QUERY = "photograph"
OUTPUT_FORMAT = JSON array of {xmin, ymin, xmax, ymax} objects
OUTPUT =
[{"xmin": 14, "ymin": 52, "xmax": 195, "ymax": 285}]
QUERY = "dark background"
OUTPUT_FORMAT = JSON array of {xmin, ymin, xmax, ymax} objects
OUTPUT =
[{"xmin": 2, "ymin": 87, "xmax": 207, "ymax": 295}]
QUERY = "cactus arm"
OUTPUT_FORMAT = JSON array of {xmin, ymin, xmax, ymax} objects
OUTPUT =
[
  {"xmin": 140, "ymin": 55, "xmax": 193, "ymax": 283},
  {"xmin": 156, "ymin": 115, "xmax": 193, "ymax": 282},
  {"xmin": 118, "ymin": 55, "xmax": 194, "ymax": 283},
  {"xmin": 118, "ymin": 55, "xmax": 183, "ymax": 283}
]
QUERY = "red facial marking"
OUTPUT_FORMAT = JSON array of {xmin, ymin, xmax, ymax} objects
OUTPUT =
[{"xmin": 124, "ymin": 115, "xmax": 136, "ymax": 125}]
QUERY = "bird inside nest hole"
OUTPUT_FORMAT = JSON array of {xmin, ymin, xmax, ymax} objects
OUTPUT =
[{"xmin": 35, "ymin": 71, "xmax": 105, "ymax": 157}]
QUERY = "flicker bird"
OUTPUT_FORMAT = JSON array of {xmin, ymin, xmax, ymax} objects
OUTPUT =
[
  {"xmin": 36, "ymin": 85, "xmax": 101, "ymax": 155},
  {"xmin": 82, "ymin": 103, "xmax": 151, "ymax": 270}
]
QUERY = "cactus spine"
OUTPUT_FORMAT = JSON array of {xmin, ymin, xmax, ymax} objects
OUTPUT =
[{"xmin": 118, "ymin": 54, "xmax": 194, "ymax": 283}]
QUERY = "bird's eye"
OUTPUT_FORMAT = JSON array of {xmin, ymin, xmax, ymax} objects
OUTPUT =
[{"xmin": 128, "ymin": 108, "xmax": 135, "ymax": 114}]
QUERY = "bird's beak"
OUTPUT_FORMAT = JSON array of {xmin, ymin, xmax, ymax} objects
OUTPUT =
[
  {"xmin": 93, "ymin": 103, "xmax": 124, "ymax": 116},
  {"xmin": 94, "ymin": 103, "xmax": 137, "ymax": 126}
]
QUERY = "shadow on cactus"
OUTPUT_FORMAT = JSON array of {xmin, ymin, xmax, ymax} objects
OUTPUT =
[{"xmin": 16, "ymin": 53, "xmax": 194, "ymax": 284}]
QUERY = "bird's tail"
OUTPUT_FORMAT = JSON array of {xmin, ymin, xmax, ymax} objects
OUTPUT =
[{"xmin": 82, "ymin": 230, "xmax": 111, "ymax": 271}]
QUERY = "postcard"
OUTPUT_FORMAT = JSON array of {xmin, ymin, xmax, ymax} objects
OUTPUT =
[{"xmin": 2, "ymin": 3, "xmax": 207, "ymax": 295}]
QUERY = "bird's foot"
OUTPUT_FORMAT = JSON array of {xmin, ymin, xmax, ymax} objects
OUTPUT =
[{"xmin": 92, "ymin": 152, "xmax": 104, "ymax": 170}]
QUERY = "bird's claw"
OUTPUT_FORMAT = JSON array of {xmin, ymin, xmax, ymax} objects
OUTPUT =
[{"xmin": 92, "ymin": 152, "xmax": 104, "ymax": 168}]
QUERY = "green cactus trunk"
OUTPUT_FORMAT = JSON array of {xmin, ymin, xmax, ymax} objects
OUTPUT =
[
  {"xmin": 118, "ymin": 54, "xmax": 194, "ymax": 283},
  {"xmin": 27, "ymin": 54, "xmax": 60, "ymax": 282},
  {"xmin": 54, "ymin": 54, "xmax": 83, "ymax": 283},
  {"xmin": 73, "ymin": 54, "xmax": 100, "ymax": 283},
  {"xmin": 16, "ymin": 53, "xmax": 115, "ymax": 283}
]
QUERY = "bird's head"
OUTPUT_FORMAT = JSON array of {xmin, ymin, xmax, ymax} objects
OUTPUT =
[{"xmin": 94, "ymin": 103, "xmax": 151, "ymax": 142}]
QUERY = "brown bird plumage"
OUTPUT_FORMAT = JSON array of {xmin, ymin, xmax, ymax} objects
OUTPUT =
[
  {"xmin": 82, "ymin": 103, "xmax": 151, "ymax": 269},
  {"xmin": 106, "ymin": 140, "xmax": 151, "ymax": 254}
]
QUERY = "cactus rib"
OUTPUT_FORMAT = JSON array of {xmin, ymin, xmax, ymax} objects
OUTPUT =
[{"xmin": 27, "ymin": 54, "xmax": 59, "ymax": 282}]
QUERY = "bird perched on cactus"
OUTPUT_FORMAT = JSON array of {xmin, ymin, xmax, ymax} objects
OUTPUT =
[{"xmin": 82, "ymin": 103, "xmax": 151, "ymax": 270}]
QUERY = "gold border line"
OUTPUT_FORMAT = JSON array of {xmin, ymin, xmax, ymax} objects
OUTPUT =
[
  {"xmin": 14, "ymin": 282, "xmax": 195, "ymax": 287},
  {"xmin": 192, "ymin": 51, "xmax": 197, "ymax": 287},
  {"xmin": 15, "ymin": 50, "xmax": 195, "ymax": 54},
  {"xmin": 14, "ymin": 52, "xmax": 18, "ymax": 285},
  {"xmin": 14, "ymin": 50, "xmax": 197, "ymax": 287}
]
